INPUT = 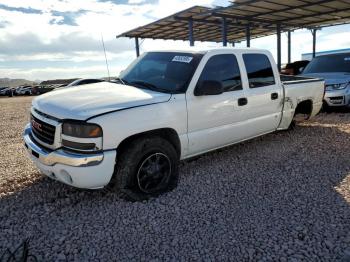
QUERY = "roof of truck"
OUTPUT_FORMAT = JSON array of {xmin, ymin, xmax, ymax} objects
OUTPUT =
[{"xmin": 146, "ymin": 47, "xmax": 267, "ymax": 54}]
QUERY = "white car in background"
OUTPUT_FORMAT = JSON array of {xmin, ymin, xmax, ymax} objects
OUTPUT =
[
  {"xmin": 16, "ymin": 86, "xmax": 33, "ymax": 96},
  {"xmin": 66, "ymin": 78, "xmax": 105, "ymax": 87},
  {"xmin": 0, "ymin": 87, "xmax": 10, "ymax": 96}
]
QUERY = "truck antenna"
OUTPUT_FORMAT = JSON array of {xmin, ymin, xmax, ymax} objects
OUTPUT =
[{"xmin": 101, "ymin": 34, "xmax": 111, "ymax": 81}]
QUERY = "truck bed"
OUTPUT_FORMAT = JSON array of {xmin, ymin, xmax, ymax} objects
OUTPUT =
[
  {"xmin": 280, "ymin": 74, "xmax": 323, "ymax": 85},
  {"xmin": 277, "ymin": 74, "xmax": 325, "ymax": 129}
]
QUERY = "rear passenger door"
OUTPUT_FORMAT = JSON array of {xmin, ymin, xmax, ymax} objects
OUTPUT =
[{"xmin": 241, "ymin": 53, "xmax": 283, "ymax": 138}]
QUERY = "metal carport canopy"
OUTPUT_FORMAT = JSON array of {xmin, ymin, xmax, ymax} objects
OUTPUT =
[{"xmin": 117, "ymin": 0, "xmax": 350, "ymax": 69}]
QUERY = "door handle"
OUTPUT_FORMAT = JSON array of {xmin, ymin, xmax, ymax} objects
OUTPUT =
[
  {"xmin": 271, "ymin": 93, "xmax": 278, "ymax": 100},
  {"xmin": 238, "ymin": 97, "xmax": 248, "ymax": 106}
]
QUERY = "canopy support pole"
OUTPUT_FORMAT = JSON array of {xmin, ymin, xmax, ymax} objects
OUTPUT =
[
  {"xmin": 222, "ymin": 17, "xmax": 228, "ymax": 46},
  {"xmin": 246, "ymin": 24, "xmax": 250, "ymax": 47},
  {"xmin": 135, "ymin": 37, "xmax": 140, "ymax": 57},
  {"xmin": 288, "ymin": 30, "xmax": 291, "ymax": 63},
  {"xmin": 188, "ymin": 19, "xmax": 194, "ymax": 46},
  {"xmin": 277, "ymin": 23, "xmax": 281, "ymax": 72},
  {"xmin": 312, "ymin": 29, "xmax": 317, "ymax": 58}
]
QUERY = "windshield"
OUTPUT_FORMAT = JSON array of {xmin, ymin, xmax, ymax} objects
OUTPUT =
[
  {"xmin": 120, "ymin": 52, "xmax": 203, "ymax": 93},
  {"xmin": 303, "ymin": 53, "xmax": 350, "ymax": 74}
]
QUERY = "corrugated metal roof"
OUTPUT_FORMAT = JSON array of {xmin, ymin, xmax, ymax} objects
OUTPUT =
[{"xmin": 117, "ymin": 0, "xmax": 350, "ymax": 43}]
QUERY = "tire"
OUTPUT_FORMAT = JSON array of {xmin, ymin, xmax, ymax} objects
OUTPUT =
[
  {"xmin": 110, "ymin": 136, "xmax": 179, "ymax": 201},
  {"xmin": 322, "ymin": 103, "xmax": 332, "ymax": 113},
  {"xmin": 287, "ymin": 119, "xmax": 296, "ymax": 130}
]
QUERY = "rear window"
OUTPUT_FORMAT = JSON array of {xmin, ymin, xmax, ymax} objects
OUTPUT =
[
  {"xmin": 243, "ymin": 54, "xmax": 275, "ymax": 88},
  {"xmin": 303, "ymin": 53, "xmax": 350, "ymax": 73}
]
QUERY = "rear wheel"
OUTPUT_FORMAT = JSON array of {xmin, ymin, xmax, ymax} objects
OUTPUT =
[
  {"xmin": 288, "ymin": 113, "xmax": 308, "ymax": 130},
  {"xmin": 110, "ymin": 136, "xmax": 179, "ymax": 201}
]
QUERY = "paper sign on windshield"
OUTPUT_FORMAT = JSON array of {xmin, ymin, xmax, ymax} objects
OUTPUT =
[{"xmin": 172, "ymin": 56, "xmax": 193, "ymax": 63}]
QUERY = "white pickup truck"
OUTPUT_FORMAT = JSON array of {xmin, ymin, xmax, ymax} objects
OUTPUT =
[{"xmin": 24, "ymin": 48, "xmax": 325, "ymax": 200}]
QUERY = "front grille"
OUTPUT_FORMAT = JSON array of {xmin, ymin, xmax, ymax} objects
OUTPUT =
[
  {"xmin": 329, "ymin": 96, "xmax": 344, "ymax": 101},
  {"xmin": 31, "ymin": 114, "xmax": 56, "ymax": 145}
]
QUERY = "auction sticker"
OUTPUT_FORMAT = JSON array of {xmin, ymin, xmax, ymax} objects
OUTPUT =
[{"xmin": 172, "ymin": 56, "xmax": 193, "ymax": 63}]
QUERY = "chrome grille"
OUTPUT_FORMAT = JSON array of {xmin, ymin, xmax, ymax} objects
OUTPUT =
[{"xmin": 31, "ymin": 114, "xmax": 56, "ymax": 145}]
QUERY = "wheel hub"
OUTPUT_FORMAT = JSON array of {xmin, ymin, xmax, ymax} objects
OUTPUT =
[{"xmin": 136, "ymin": 153, "xmax": 171, "ymax": 194}]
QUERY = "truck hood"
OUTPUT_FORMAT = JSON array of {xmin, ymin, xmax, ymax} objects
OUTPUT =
[
  {"xmin": 32, "ymin": 82, "xmax": 171, "ymax": 120},
  {"xmin": 302, "ymin": 72, "xmax": 350, "ymax": 85}
]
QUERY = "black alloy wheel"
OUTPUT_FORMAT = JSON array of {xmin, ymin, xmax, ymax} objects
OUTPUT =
[{"xmin": 136, "ymin": 152, "xmax": 171, "ymax": 194}]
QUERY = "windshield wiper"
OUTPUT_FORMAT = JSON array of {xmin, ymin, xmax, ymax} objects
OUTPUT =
[
  {"xmin": 111, "ymin": 77, "xmax": 128, "ymax": 85},
  {"xmin": 130, "ymin": 80, "xmax": 157, "ymax": 89},
  {"xmin": 129, "ymin": 80, "xmax": 170, "ymax": 93}
]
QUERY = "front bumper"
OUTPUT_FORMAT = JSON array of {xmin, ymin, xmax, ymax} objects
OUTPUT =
[
  {"xmin": 23, "ymin": 124, "xmax": 116, "ymax": 189},
  {"xmin": 324, "ymin": 89, "xmax": 350, "ymax": 107}
]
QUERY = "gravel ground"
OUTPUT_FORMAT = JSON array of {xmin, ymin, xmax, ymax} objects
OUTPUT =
[{"xmin": 0, "ymin": 96, "xmax": 349, "ymax": 261}]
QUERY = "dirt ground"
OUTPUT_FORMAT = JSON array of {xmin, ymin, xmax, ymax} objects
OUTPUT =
[{"xmin": 0, "ymin": 96, "xmax": 349, "ymax": 261}]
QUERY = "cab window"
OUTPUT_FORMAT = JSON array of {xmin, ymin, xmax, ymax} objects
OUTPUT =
[
  {"xmin": 243, "ymin": 54, "xmax": 275, "ymax": 88},
  {"xmin": 197, "ymin": 54, "xmax": 242, "ymax": 92}
]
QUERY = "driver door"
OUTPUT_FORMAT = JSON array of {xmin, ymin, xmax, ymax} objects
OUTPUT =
[{"xmin": 186, "ymin": 53, "xmax": 248, "ymax": 157}]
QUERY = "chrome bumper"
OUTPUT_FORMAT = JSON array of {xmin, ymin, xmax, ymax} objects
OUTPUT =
[{"xmin": 23, "ymin": 124, "xmax": 104, "ymax": 167}]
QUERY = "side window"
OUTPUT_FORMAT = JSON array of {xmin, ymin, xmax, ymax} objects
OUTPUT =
[
  {"xmin": 197, "ymin": 54, "xmax": 242, "ymax": 92},
  {"xmin": 243, "ymin": 54, "xmax": 275, "ymax": 88}
]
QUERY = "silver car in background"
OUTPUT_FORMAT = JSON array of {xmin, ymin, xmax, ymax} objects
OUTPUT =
[{"xmin": 302, "ymin": 53, "xmax": 350, "ymax": 108}]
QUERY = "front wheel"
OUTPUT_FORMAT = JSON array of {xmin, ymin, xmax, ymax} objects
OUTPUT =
[{"xmin": 110, "ymin": 136, "xmax": 179, "ymax": 201}]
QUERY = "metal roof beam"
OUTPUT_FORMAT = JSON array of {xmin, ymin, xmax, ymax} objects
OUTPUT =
[
  {"xmin": 175, "ymin": 16, "xmax": 231, "ymax": 26},
  {"xmin": 273, "ymin": 6, "xmax": 350, "ymax": 25},
  {"xmin": 243, "ymin": 0, "xmax": 336, "ymax": 19},
  {"xmin": 116, "ymin": 5, "xmax": 210, "ymax": 37},
  {"xmin": 211, "ymin": 11, "xmax": 292, "ymax": 27},
  {"xmin": 174, "ymin": 15, "xmax": 279, "ymax": 30},
  {"xmin": 303, "ymin": 14, "xmax": 350, "ymax": 29}
]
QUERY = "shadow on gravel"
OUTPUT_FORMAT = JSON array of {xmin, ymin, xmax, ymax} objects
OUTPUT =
[
  {"xmin": 0, "ymin": 122, "xmax": 349, "ymax": 261},
  {"xmin": 322, "ymin": 106, "xmax": 350, "ymax": 114}
]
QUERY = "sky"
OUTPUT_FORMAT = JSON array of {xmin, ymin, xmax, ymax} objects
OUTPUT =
[{"xmin": 0, "ymin": 0, "xmax": 349, "ymax": 81}]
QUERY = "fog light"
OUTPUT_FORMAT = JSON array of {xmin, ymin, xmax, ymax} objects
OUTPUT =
[{"xmin": 60, "ymin": 170, "xmax": 73, "ymax": 184}]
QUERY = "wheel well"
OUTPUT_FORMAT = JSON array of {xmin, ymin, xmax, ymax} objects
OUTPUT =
[
  {"xmin": 117, "ymin": 128, "xmax": 181, "ymax": 158},
  {"xmin": 295, "ymin": 100, "xmax": 313, "ymax": 116}
]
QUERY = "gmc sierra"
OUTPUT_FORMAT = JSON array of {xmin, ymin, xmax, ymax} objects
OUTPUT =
[{"xmin": 23, "ymin": 48, "xmax": 325, "ymax": 200}]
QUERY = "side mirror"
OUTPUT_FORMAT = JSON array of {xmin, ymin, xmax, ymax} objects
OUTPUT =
[{"xmin": 194, "ymin": 80, "xmax": 223, "ymax": 96}]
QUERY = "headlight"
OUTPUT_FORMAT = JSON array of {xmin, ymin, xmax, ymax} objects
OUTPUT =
[
  {"xmin": 62, "ymin": 122, "xmax": 102, "ymax": 152},
  {"xmin": 326, "ymin": 83, "xmax": 349, "ymax": 91},
  {"xmin": 62, "ymin": 122, "xmax": 102, "ymax": 138}
]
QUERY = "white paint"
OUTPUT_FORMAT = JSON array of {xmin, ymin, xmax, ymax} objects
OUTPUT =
[
  {"xmin": 25, "ymin": 48, "xmax": 325, "ymax": 189},
  {"xmin": 32, "ymin": 81, "xmax": 171, "ymax": 120}
]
